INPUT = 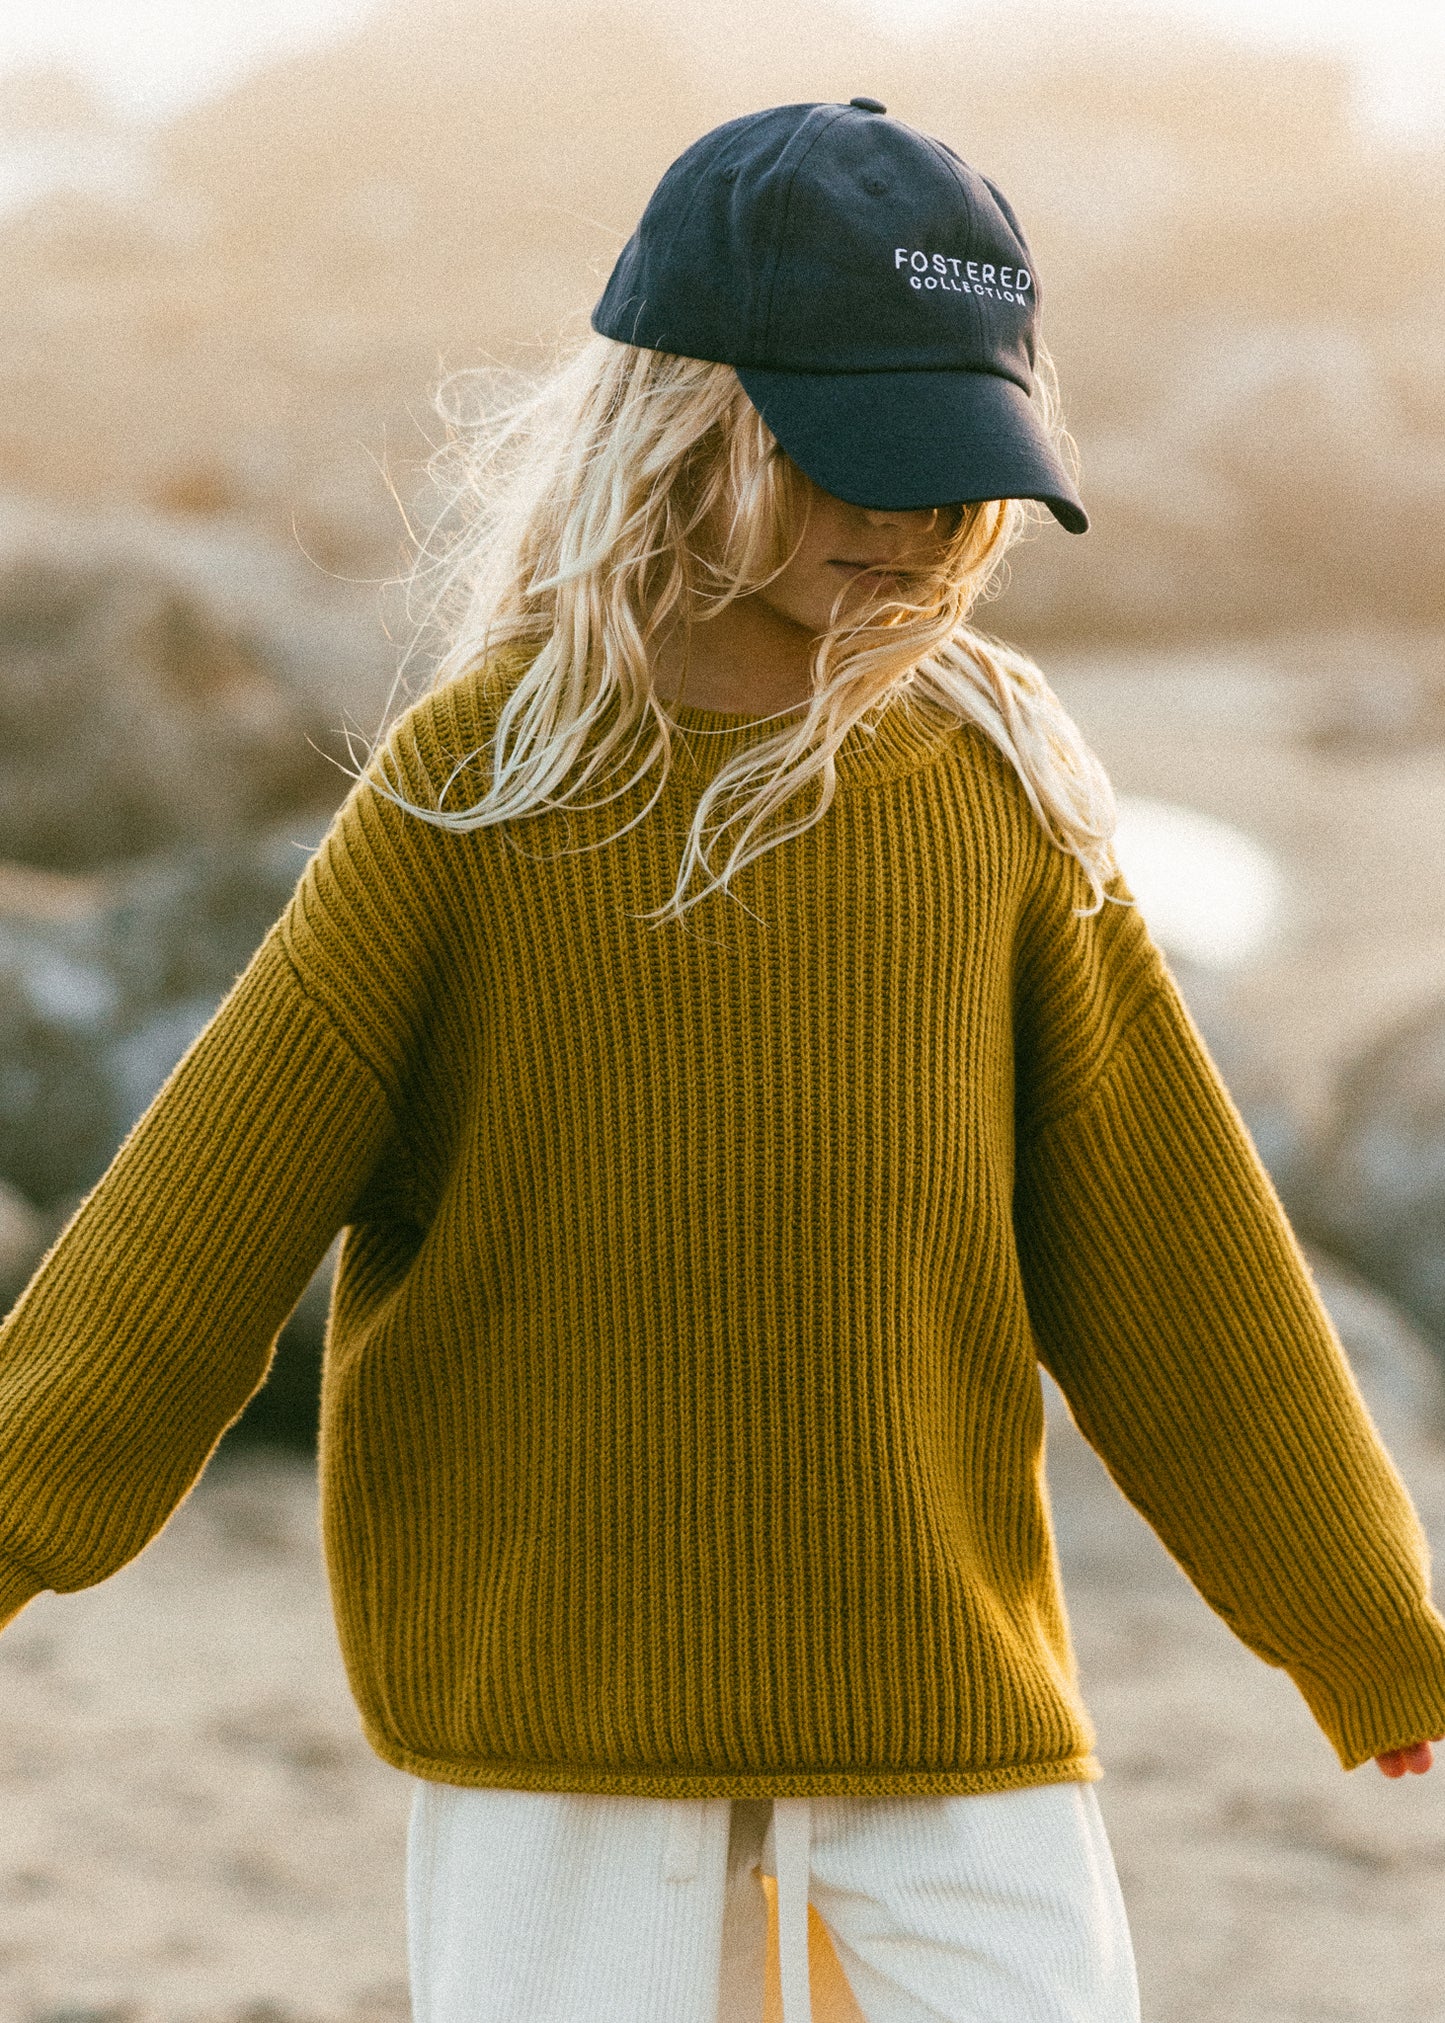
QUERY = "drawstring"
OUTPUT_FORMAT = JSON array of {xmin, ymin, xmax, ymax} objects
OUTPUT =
[
  {"xmin": 662, "ymin": 1795, "xmax": 812, "ymax": 2023},
  {"xmin": 772, "ymin": 1797, "xmax": 813, "ymax": 2023}
]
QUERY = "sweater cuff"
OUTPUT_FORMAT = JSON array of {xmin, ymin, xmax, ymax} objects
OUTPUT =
[
  {"xmin": 1290, "ymin": 1608, "xmax": 1445, "ymax": 1770},
  {"xmin": 0, "ymin": 1552, "xmax": 45, "ymax": 1632}
]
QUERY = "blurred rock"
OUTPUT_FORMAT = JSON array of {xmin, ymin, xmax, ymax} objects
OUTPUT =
[
  {"xmin": 1291, "ymin": 630, "xmax": 1445, "ymax": 755},
  {"xmin": 93, "ymin": 826, "xmax": 328, "ymax": 1126},
  {"xmin": 1159, "ymin": 954, "xmax": 1311, "ymax": 1201},
  {"xmin": 0, "ymin": 821, "xmax": 324, "ymax": 1203},
  {"xmin": 226, "ymin": 1239, "xmax": 339, "ymax": 1452},
  {"xmin": 1305, "ymin": 1249, "xmax": 1445, "ymax": 1450},
  {"xmin": 1308, "ymin": 666, "xmax": 1445, "ymax": 756},
  {"xmin": 0, "ymin": 496, "xmax": 391, "ymax": 872},
  {"xmin": 0, "ymin": 819, "xmax": 338, "ymax": 1443},
  {"xmin": 0, "ymin": 5, "xmax": 1440, "ymax": 649},
  {"xmin": 0, "ymin": 1173, "xmax": 47, "ymax": 1303},
  {"xmin": 1300, "ymin": 998, "xmax": 1445, "ymax": 1353},
  {"xmin": 0, "ymin": 957, "xmax": 117, "ymax": 1205}
]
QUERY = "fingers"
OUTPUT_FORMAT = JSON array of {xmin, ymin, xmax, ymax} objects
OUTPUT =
[{"xmin": 1375, "ymin": 1739, "xmax": 1437, "ymax": 1778}]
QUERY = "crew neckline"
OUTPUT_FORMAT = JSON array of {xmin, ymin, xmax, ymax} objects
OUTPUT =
[
  {"xmin": 664, "ymin": 698, "xmax": 807, "ymax": 727},
  {"xmin": 661, "ymin": 691, "xmax": 964, "ymax": 788},
  {"xmin": 467, "ymin": 654, "xmax": 967, "ymax": 791}
]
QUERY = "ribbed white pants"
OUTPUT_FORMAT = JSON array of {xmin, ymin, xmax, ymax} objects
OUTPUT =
[{"xmin": 407, "ymin": 1778, "xmax": 1140, "ymax": 2023}]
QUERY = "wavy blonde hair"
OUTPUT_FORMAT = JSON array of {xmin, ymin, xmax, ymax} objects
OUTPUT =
[{"xmin": 372, "ymin": 333, "xmax": 1117, "ymax": 925}]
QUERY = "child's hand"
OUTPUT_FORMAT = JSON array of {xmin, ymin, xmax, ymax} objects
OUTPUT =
[{"xmin": 1374, "ymin": 1736, "xmax": 1443, "ymax": 1778}]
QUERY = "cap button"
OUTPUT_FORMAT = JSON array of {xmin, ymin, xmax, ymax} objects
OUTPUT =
[{"xmin": 848, "ymin": 96, "xmax": 887, "ymax": 114}]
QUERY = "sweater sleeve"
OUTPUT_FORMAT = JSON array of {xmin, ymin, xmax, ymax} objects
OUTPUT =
[
  {"xmin": 1013, "ymin": 853, "xmax": 1445, "ymax": 1771},
  {"xmin": 0, "ymin": 709, "xmax": 460, "ymax": 1633}
]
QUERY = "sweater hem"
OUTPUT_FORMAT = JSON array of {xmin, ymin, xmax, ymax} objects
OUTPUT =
[
  {"xmin": 0, "ymin": 1552, "xmax": 46, "ymax": 1632},
  {"xmin": 361, "ymin": 1728, "xmax": 1102, "ymax": 1798}
]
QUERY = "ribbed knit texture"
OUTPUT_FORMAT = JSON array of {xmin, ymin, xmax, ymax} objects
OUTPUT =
[
  {"xmin": 3, "ymin": 652, "xmax": 1445, "ymax": 1790},
  {"xmin": 405, "ymin": 1782, "xmax": 1139, "ymax": 2023}
]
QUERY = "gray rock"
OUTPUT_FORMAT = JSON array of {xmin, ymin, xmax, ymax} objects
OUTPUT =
[
  {"xmin": 0, "ymin": 822, "xmax": 323, "ymax": 1203},
  {"xmin": 1300, "ymin": 997, "xmax": 1445, "ymax": 1352},
  {"xmin": 105, "ymin": 994, "xmax": 222, "ymax": 1136},
  {"xmin": 0, "ymin": 822, "xmax": 340, "ymax": 1443},
  {"xmin": 0, "ymin": 959, "xmax": 118, "ymax": 1203},
  {"xmin": 95, "ymin": 825, "xmax": 323, "ymax": 1022},
  {"xmin": 0, "ymin": 495, "xmax": 391, "ymax": 872},
  {"xmin": 224, "ymin": 1237, "xmax": 339, "ymax": 1452},
  {"xmin": 1165, "ymin": 954, "xmax": 1311, "ymax": 1199},
  {"xmin": 1306, "ymin": 1248, "xmax": 1445, "ymax": 1448},
  {"xmin": 0, "ymin": 1173, "xmax": 47, "ymax": 1304}
]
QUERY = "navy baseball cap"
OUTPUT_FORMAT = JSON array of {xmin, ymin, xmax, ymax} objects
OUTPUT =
[{"xmin": 592, "ymin": 99, "xmax": 1087, "ymax": 534}]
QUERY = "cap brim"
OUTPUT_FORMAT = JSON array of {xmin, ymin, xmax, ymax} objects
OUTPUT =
[{"xmin": 734, "ymin": 365, "xmax": 1088, "ymax": 534}]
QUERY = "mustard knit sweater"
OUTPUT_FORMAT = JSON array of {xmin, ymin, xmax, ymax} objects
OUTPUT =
[{"xmin": 3, "ymin": 657, "xmax": 1445, "ymax": 1796}]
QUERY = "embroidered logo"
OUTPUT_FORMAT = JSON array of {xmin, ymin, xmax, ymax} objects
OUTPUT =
[{"xmin": 894, "ymin": 248, "xmax": 1031, "ymax": 304}]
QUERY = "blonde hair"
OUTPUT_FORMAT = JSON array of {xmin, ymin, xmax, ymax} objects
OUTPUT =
[{"xmin": 371, "ymin": 334, "xmax": 1117, "ymax": 925}]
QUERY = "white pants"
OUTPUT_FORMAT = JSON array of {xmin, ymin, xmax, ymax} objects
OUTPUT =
[{"xmin": 407, "ymin": 1779, "xmax": 1140, "ymax": 2023}]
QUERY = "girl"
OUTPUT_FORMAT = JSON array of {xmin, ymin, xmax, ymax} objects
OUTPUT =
[{"xmin": 2, "ymin": 98, "xmax": 1443, "ymax": 2023}]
